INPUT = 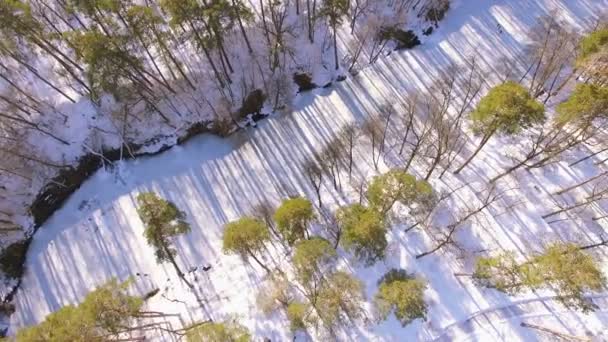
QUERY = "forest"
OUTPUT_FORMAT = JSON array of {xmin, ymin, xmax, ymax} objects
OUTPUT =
[{"xmin": 0, "ymin": 0, "xmax": 608, "ymax": 340}]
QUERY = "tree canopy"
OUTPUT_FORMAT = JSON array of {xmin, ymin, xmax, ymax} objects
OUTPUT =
[
  {"xmin": 470, "ymin": 81, "xmax": 545, "ymax": 137},
  {"xmin": 222, "ymin": 217, "xmax": 271, "ymax": 272},
  {"xmin": 136, "ymin": 192, "xmax": 190, "ymax": 263},
  {"xmin": 314, "ymin": 271, "xmax": 365, "ymax": 332},
  {"xmin": 15, "ymin": 279, "xmax": 142, "ymax": 341},
  {"xmin": 186, "ymin": 320, "xmax": 251, "ymax": 342},
  {"xmin": 136, "ymin": 192, "xmax": 192, "ymax": 286},
  {"xmin": 473, "ymin": 243, "xmax": 606, "ymax": 312},
  {"xmin": 577, "ymin": 27, "xmax": 608, "ymax": 64},
  {"xmin": 274, "ymin": 197, "xmax": 315, "ymax": 245},
  {"xmin": 293, "ymin": 237, "xmax": 337, "ymax": 287},
  {"xmin": 337, "ymin": 203, "xmax": 387, "ymax": 265},
  {"xmin": 374, "ymin": 269, "xmax": 427, "ymax": 326},
  {"xmin": 556, "ymin": 83, "xmax": 608, "ymax": 128},
  {"xmin": 366, "ymin": 169, "xmax": 433, "ymax": 214}
]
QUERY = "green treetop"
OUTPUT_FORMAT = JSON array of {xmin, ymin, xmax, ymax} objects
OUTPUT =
[
  {"xmin": 274, "ymin": 197, "xmax": 315, "ymax": 246},
  {"xmin": 314, "ymin": 271, "xmax": 365, "ymax": 332},
  {"xmin": 136, "ymin": 192, "xmax": 192, "ymax": 286},
  {"xmin": 222, "ymin": 217, "xmax": 271, "ymax": 272},
  {"xmin": 374, "ymin": 269, "xmax": 427, "ymax": 326},
  {"xmin": 577, "ymin": 27, "xmax": 608, "ymax": 64},
  {"xmin": 186, "ymin": 320, "xmax": 251, "ymax": 342},
  {"xmin": 556, "ymin": 83, "xmax": 608, "ymax": 129},
  {"xmin": 366, "ymin": 169, "xmax": 433, "ymax": 214},
  {"xmin": 293, "ymin": 237, "xmax": 337, "ymax": 289},
  {"xmin": 473, "ymin": 243, "xmax": 606, "ymax": 312},
  {"xmin": 337, "ymin": 203, "xmax": 387, "ymax": 265},
  {"xmin": 15, "ymin": 279, "xmax": 142, "ymax": 341},
  {"xmin": 454, "ymin": 81, "xmax": 545, "ymax": 173}
]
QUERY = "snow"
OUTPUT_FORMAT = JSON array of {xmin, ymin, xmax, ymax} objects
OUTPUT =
[{"xmin": 5, "ymin": 0, "xmax": 608, "ymax": 341}]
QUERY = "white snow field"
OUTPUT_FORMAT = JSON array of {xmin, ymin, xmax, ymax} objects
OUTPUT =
[{"xmin": 7, "ymin": 0, "xmax": 608, "ymax": 341}]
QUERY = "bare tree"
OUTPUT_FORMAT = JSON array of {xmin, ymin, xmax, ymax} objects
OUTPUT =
[
  {"xmin": 521, "ymin": 14, "xmax": 580, "ymax": 102},
  {"xmin": 416, "ymin": 184, "xmax": 512, "ymax": 258},
  {"xmin": 421, "ymin": 78, "xmax": 466, "ymax": 180},
  {"xmin": 338, "ymin": 123, "xmax": 359, "ymax": 179},
  {"xmin": 303, "ymin": 155, "xmax": 324, "ymax": 207},
  {"xmin": 543, "ymin": 183, "xmax": 608, "ymax": 219},
  {"xmin": 554, "ymin": 171, "xmax": 608, "ymax": 196},
  {"xmin": 361, "ymin": 116, "xmax": 384, "ymax": 170}
]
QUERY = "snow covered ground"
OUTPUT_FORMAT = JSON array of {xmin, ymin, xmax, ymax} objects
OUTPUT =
[{"xmin": 5, "ymin": 0, "xmax": 608, "ymax": 340}]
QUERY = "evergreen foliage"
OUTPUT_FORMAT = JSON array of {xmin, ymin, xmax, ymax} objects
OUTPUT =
[
  {"xmin": 577, "ymin": 27, "xmax": 608, "ymax": 63},
  {"xmin": 222, "ymin": 217, "xmax": 271, "ymax": 272},
  {"xmin": 186, "ymin": 320, "xmax": 251, "ymax": 342},
  {"xmin": 136, "ymin": 192, "xmax": 190, "ymax": 263},
  {"xmin": 455, "ymin": 81, "xmax": 545, "ymax": 172},
  {"xmin": 274, "ymin": 197, "xmax": 315, "ymax": 246},
  {"xmin": 286, "ymin": 302, "xmax": 311, "ymax": 332},
  {"xmin": 15, "ymin": 279, "xmax": 142, "ymax": 341},
  {"xmin": 293, "ymin": 237, "xmax": 337, "ymax": 286},
  {"xmin": 366, "ymin": 169, "xmax": 433, "ymax": 214},
  {"xmin": 473, "ymin": 243, "xmax": 606, "ymax": 312},
  {"xmin": 470, "ymin": 81, "xmax": 545, "ymax": 137},
  {"xmin": 556, "ymin": 83, "xmax": 608, "ymax": 128},
  {"xmin": 374, "ymin": 269, "xmax": 427, "ymax": 326},
  {"xmin": 337, "ymin": 204, "xmax": 387, "ymax": 265},
  {"xmin": 314, "ymin": 271, "xmax": 365, "ymax": 331},
  {"xmin": 136, "ymin": 192, "xmax": 192, "ymax": 285}
]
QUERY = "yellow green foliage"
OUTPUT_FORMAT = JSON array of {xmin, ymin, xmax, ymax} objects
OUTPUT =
[
  {"xmin": 337, "ymin": 204, "xmax": 387, "ymax": 265},
  {"xmin": 15, "ymin": 279, "xmax": 142, "ymax": 341},
  {"xmin": 366, "ymin": 170, "xmax": 433, "ymax": 214},
  {"xmin": 274, "ymin": 197, "xmax": 314, "ymax": 245},
  {"xmin": 315, "ymin": 271, "xmax": 365, "ymax": 330},
  {"xmin": 555, "ymin": 83, "xmax": 608, "ymax": 127},
  {"xmin": 222, "ymin": 217, "xmax": 270, "ymax": 258},
  {"xmin": 470, "ymin": 81, "xmax": 545, "ymax": 136},
  {"xmin": 186, "ymin": 320, "xmax": 251, "ymax": 342},
  {"xmin": 374, "ymin": 269, "xmax": 427, "ymax": 326},
  {"xmin": 474, "ymin": 243, "xmax": 606, "ymax": 312},
  {"xmin": 286, "ymin": 302, "xmax": 310, "ymax": 332},
  {"xmin": 293, "ymin": 237, "xmax": 336, "ymax": 286}
]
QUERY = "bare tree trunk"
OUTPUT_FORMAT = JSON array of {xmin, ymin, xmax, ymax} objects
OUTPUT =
[
  {"xmin": 163, "ymin": 244, "xmax": 194, "ymax": 288},
  {"xmin": 453, "ymin": 132, "xmax": 493, "ymax": 174}
]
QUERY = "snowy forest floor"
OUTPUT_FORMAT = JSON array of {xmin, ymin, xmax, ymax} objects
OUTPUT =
[{"xmin": 4, "ymin": 0, "xmax": 608, "ymax": 341}]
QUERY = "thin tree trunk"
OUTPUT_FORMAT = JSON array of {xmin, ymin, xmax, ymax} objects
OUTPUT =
[
  {"xmin": 453, "ymin": 132, "xmax": 493, "ymax": 174},
  {"xmin": 333, "ymin": 24, "xmax": 339, "ymax": 70},
  {"xmin": 555, "ymin": 171, "xmax": 608, "ymax": 195},
  {"xmin": 163, "ymin": 244, "xmax": 194, "ymax": 288},
  {"xmin": 232, "ymin": 0, "xmax": 253, "ymax": 54},
  {"xmin": 247, "ymin": 250, "xmax": 272, "ymax": 273}
]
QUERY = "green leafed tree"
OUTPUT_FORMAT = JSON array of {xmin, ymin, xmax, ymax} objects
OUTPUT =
[
  {"xmin": 286, "ymin": 302, "xmax": 312, "ymax": 333},
  {"xmin": 473, "ymin": 243, "xmax": 606, "ymax": 312},
  {"xmin": 15, "ymin": 279, "xmax": 143, "ymax": 341},
  {"xmin": 366, "ymin": 169, "xmax": 433, "ymax": 214},
  {"xmin": 576, "ymin": 27, "xmax": 608, "ymax": 84},
  {"xmin": 336, "ymin": 203, "xmax": 387, "ymax": 265},
  {"xmin": 136, "ymin": 192, "xmax": 193, "ymax": 287},
  {"xmin": 318, "ymin": 0, "xmax": 349, "ymax": 70},
  {"xmin": 293, "ymin": 237, "xmax": 337, "ymax": 293},
  {"xmin": 222, "ymin": 217, "xmax": 272, "ymax": 273},
  {"xmin": 555, "ymin": 83, "xmax": 608, "ymax": 130},
  {"xmin": 160, "ymin": 0, "xmax": 227, "ymax": 88},
  {"xmin": 313, "ymin": 271, "xmax": 365, "ymax": 333},
  {"xmin": 374, "ymin": 269, "xmax": 427, "ymax": 326},
  {"xmin": 274, "ymin": 197, "xmax": 315, "ymax": 246},
  {"xmin": 186, "ymin": 320, "xmax": 251, "ymax": 342},
  {"xmin": 454, "ymin": 81, "xmax": 545, "ymax": 173}
]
